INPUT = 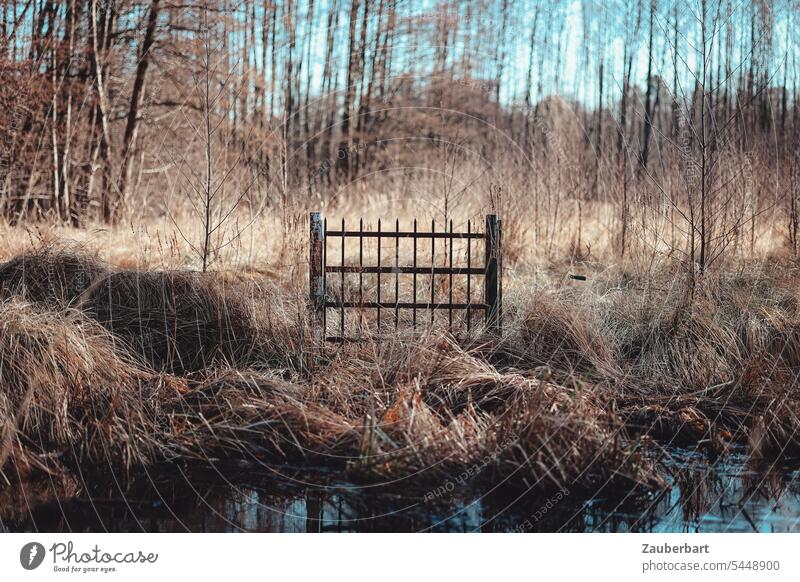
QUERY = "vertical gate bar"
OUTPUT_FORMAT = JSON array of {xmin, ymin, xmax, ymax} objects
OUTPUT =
[
  {"xmin": 323, "ymin": 218, "xmax": 327, "ymax": 337},
  {"xmin": 377, "ymin": 218, "xmax": 382, "ymax": 331},
  {"xmin": 359, "ymin": 217, "xmax": 364, "ymax": 336},
  {"xmin": 498, "ymin": 217, "xmax": 503, "ymax": 333},
  {"xmin": 485, "ymin": 214, "xmax": 499, "ymax": 334},
  {"xmin": 448, "ymin": 219, "xmax": 453, "ymax": 330},
  {"xmin": 309, "ymin": 212, "xmax": 325, "ymax": 346},
  {"xmin": 395, "ymin": 218, "xmax": 400, "ymax": 329},
  {"xmin": 430, "ymin": 218, "xmax": 435, "ymax": 326},
  {"xmin": 340, "ymin": 217, "xmax": 345, "ymax": 341},
  {"xmin": 412, "ymin": 219, "xmax": 418, "ymax": 329},
  {"xmin": 466, "ymin": 219, "xmax": 471, "ymax": 333}
]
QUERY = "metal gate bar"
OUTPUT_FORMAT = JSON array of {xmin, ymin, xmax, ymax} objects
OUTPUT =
[{"xmin": 310, "ymin": 212, "xmax": 501, "ymax": 343}]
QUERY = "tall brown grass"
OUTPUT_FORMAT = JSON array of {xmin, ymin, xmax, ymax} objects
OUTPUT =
[{"xmin": 1, "ymin": 239, "xmax": 799, "ymax": 506}]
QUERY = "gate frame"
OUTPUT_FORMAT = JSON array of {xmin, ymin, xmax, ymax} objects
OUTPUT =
[{"xmin": 309, "ymin": 212, "xmax": 501, "ymax": 342}]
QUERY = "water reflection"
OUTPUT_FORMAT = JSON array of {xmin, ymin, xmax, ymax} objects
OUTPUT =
[{"xmin": 2, "ymin": 450, "xmax": 799, "ymax": 532}]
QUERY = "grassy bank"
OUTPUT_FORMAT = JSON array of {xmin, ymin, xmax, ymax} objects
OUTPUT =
[{"xmin": 1, "ymin": 245, "xmax": 799, "ymax": 509}]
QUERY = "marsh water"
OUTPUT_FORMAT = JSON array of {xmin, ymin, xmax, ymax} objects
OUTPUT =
[{"xmin": 3, "ymin": 449, "xmax": 799, "ymax": 533}]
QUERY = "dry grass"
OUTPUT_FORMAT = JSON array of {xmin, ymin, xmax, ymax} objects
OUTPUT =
[
  {"xmin": 0, "ymin": 300, "xmax": 175, "ymax": 484},
  {"xmin": 0, "ymin": 246, "xmax": 306, "ymax": 373},
  {"xmin": 83, "ymin": 270, "xmax": 299, "ymax": 373},
  {"xmin": 159, "ymin": 337, "xmax": 663, "ymax": 496},
  {"xmin": 0, "ymin": 244, "xmax": 109, "ymax": 307},
  {"xmin": 2, "ymin": 239, "xmax": 800, "ymax": 505},
  {"xmin": 500, "ymin": 268, "xmax": 800, "ymax": 458}
]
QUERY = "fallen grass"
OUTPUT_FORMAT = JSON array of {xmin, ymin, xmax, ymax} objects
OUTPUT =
[
  {"xmin": 0, "ymin": 299, "xmax": 174, "ymax": 484},
  {"xmin": 2, "ymin": 247, "xmax": 800, "ymax": 506}
]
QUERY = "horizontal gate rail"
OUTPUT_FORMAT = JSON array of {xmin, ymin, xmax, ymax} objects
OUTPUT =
[
  {"xmin": 323, "ymin": 230, "xmax": 485, "ymax": 239},
  {"xmin": 309, "ymin": 212, "xmax": 501, "ymax": 344},
  {"xmin": 324, "ymin": 266, "xmax": 485, "ymax": 275},
  {"xmin": 324, "ymin": 302, "xmax": 490, "ymax": 310}
]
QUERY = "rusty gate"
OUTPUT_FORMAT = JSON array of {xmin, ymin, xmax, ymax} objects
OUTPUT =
[{"xmin": 309, "ymin": 212, "xmax": 501, "ymax": 342}]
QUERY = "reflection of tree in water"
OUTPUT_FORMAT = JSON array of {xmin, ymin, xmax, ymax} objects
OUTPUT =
[
  {"xmin": 671, "ymin": 462, "xmax": 726, "ymax": 525},
  {"xmin": 3, "ymin": 459, "xmax": 800, "ymax": 533},
  {"xmin": 742, "ymin": 457, "xmax": 794, "ymax": 504}
]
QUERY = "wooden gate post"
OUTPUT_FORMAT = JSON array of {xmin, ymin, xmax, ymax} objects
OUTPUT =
[
  {"xmin": 485, "ymin": 214, "xmax": 500, "ymax": 334},
  {"xmin": 310, "ymin": 212, "xmax": 325, "ymax": 342}
]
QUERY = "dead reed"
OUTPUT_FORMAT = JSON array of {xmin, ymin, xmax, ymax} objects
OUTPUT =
[{"xmin": 2, "ymin": 247, "xmax": 800, "ymax": 503}]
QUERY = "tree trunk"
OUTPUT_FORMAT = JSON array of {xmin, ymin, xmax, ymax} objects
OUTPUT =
[{"xmin": 116, "ymin": 0, "xmax": 160, "ymax": 224}]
